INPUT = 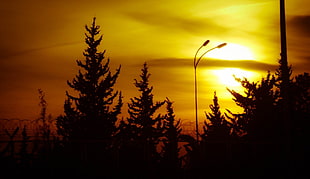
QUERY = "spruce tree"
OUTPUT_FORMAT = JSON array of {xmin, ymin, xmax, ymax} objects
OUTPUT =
[
  {"xmin": 57, "ymin": 17, "xmax": 122, "ymax": 141},
  {"xmin": 120, "ymin": 62, "xmax": 165, "ymax": 170},
  {"xmin": 202, "ymin": 91, "xmax": 231, "ymax": 141},
  {"xmin": 55, "ymin": 17, "xmax": 122, "ymax": 173},
  {"xmin": 199, "ymin": 91, "xmax": 232, "ymax": 172},
  {"xmin": 161, "ymin": 97, "xmax": 182, "ymax": 170}
]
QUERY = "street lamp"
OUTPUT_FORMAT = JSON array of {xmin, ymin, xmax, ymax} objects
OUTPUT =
[{"xmin": 193, "ymin": 40, "xmax": 227, "ymax": 142}]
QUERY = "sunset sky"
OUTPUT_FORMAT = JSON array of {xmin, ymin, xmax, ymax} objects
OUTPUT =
[{"xmin": 0, "ymin": 0, "xmax": 309, "ymax": 127}]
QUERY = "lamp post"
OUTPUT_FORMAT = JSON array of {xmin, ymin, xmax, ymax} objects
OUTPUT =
[{"xmin": 193, "ymin": 41, "xmax": 227, "ymax": 142}]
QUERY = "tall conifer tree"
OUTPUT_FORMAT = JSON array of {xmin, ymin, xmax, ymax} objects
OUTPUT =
[
  {"xmin": 55, "ymin": 17, "xmax": 122, "ymax": 174},
  {"xmin": 121, "ymin": 62, "xmax": 165, "ymax": 170},
  {"xmin": 196, "ymin": 91, "xmax": 232, "ymax": 174},
  {"xmin": 161, "ymin": 97, "xmax": 182, "ymax": 170},
  {"xmin": 202, "ymin": 91, "xmax": 231, "ymax": 141},
  {"xmin": 56, "ymin": 17, "xmax": 122, "ymax": 145}
]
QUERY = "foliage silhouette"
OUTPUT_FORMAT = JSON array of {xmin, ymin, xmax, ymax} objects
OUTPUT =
[
  {"xmin": 56, "ymin": 17, "xmax": 122, "ymax": 141},
  {"xmin": 227, "ymin": 72, "xmax": 281, "ymax": 139},
  {"xmin": 187, "ymin": 92, "xmax": 234, "ymax": 177},
  {"xmin": 55, "ymin": 17, "xmax": 123, "ymax": 175},
  {"xmin": 1, "ymin": 17, "xmax": 310, "ymax": 179},
  {"xmin": 161, "ymin": 97, "xmax": 183, "ymax": 172},
  {"xmin": 223, "ymin": 60, "xmax": 310, "ymax": 176},
  {"xmin": 226, "ymin": 72, "xmax": 286, "ymax": 173},
  {"xmin": 202, "ymin": 91, "xmax": 232, "ymax": 141},
  {"xmin": 117, "ymin": 62, "xmax": 165, "ymax": 173}
]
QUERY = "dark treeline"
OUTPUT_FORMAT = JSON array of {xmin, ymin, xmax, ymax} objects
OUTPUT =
[{"xmin": 1, "ymin": 17, "xmax": 309, "ymax": 178}]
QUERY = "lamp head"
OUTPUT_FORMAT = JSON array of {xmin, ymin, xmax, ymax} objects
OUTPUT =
[
  {"xmin": 217, "ymin": 43, "xmax": 227, "ymax": 48},
  {"xmin": 202, "ymin": 40, "xmax": 210, "ymax": 46}
]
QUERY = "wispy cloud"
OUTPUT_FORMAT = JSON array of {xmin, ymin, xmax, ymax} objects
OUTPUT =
[
  {"xmin": 288, "ymin": 15, "xmax": 310, "ymax": 38},
  {"xmin": 124, "ymin": 10, "xmax": 230, "ymax": 35},
  {"xmin": 0, "ymin": 41, "xmax": 82, "ymax": 59},
  {"xmin": 147, "ymin": 58, "xmax": 278, "ymax": 72},
  {"xmin": 286, "ymin": 15, "xmax": 310, "ymax": 71}
]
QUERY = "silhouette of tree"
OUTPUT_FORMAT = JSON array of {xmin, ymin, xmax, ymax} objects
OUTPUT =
[
  {"xmin": 55, "ymin": 17, "xmax": 122, "ymax": 174},
  {"xmin": 18, "ymin": 125, "xmax": 31, "ymax": 168},
  {"xmin": 291, "ymin": 73, "xmax": 310, "ymax": 138},
  {"xmin": 37, "ymin": 89, "xmax": 54, "ymax": 147},
  {"xmin": 161, "ymin": 97, "xmax": 182, "ymax": 171},
  {"xmin": 274, "ymin": 59, "xmax": 310, "ymax": 175},
  {"xmin": 202, "ymin": 91, "xmax": 231, "ymax": 141},
  {"xmin": 118, "ymin": 62, "xmax": 165, "ymax": 172},
  {"xmin": 227, "ymin": 72, "xmax": 281, "ymax": 139},
  {"xmin": 32, "ymin": 89, "xmax": 57, "ymax": 170},
  {"xmin": 178, "ymin": 134, "xmax": 197, "ymax": 169},
  {"xmin": 275, "ymin": 56, "xmax": 294, "ymax": 169},
  {"xmin": 276, "ymin": 56, "xmax": 292, "ymax": 101},
  {"xmin": 225, "ymin": 77, "xmax": 258, "ymax": 138},
  {"xmin": 226, "ymin": 70, "xmax": 293, "ymax": 173},
  {"xmin": 292, "ymin": 73, "xmax": 310, "ymax": 114},
  {"xmin": 289, "ymin": 72, "xmax": 310, "ymax": 171},
  {"xmin": 195, "ymin": 91, "xmax": 233, "ymax": 175}
]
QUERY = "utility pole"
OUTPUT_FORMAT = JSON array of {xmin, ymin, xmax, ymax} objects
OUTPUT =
[
  {"xmin": 280, "ymin": 0, "xmax": 291, "ymax": 169},
  {"xmin": 280, "ymin": 0, "xmax": 289, "ymax": 78}
]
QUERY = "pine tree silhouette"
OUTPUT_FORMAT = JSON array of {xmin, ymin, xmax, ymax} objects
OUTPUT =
[
  {"xmin": 226, "ymin": 72, "xmax": 281, "ymax": 139},
  {"xmin": 55, "ymin": 17, "xmax": 122, "ymax": 175},
  {"xmin": 288, "ymin": 73, "xmax": 310, "ymax": 173},
  {"xmin": 226, "ymin": 71, "xmax": 289, "ymax": 174},
  {"xmin": 161, "ymin": 97, "xmax": 182, "ymax": 171},
  {"xmin": 202, "ymin": 91, "xmax": 231, "ymax": 141},
  {"xmin": 195, "ymin": 91, "xmax": 232, "ymax": 175},
  {"xmin": 118, "ymin": 62, "xmax": 165, "ymax": 173},
  {"xmin": 57, "ymin": 17, "xmax": 122, "ymax": 140}
]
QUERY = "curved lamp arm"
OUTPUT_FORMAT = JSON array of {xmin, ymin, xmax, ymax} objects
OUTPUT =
[
  {"xmin": 195, "ymin": 42, "xmax": 227, "ymax": 68},
  {"xmin": 194, "ymin": 40, "xmax": 210, "ymax": 68}
]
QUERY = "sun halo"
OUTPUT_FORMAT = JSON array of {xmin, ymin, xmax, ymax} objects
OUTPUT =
[
  {"xmin": 211, "ymin": 68, "xmax": 254, "ymax": 88},
  {"xmin": 204, "ymin": 43, "xmax": 255, "ymax": 61}
]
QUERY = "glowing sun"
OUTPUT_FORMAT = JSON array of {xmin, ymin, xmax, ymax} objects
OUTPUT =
[
  {"xmin": 206, "ymin": 43, "xmax": 255, "ymax": 60},
  {"xmin": 211, "ymin": 68, "xmax": 254, "ymax": 88}
]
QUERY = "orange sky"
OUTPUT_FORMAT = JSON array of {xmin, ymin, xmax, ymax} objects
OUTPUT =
[{"xmin": 0, "ymin": 0, "xmax": 309, "ymax": 127}]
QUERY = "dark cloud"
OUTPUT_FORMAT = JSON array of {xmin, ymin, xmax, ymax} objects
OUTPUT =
[
  {"xmin": 288, "ymin": 15, "xmax": 310, "ymax": 37},
  {"xmin": 147, "ymin": 58, "xmax": 278, "ymax": 72},
  {"xmin": 286, "ymin": 16, "xmax": 310, "ymax": 74}
]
